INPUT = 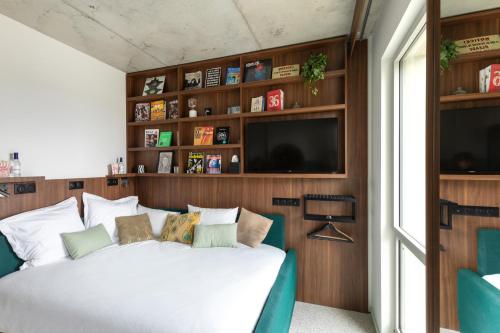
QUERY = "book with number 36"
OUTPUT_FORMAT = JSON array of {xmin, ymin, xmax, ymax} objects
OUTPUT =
[{"xmin": 266, "ymin": 89, "xmax": 284, "ymax": 111}]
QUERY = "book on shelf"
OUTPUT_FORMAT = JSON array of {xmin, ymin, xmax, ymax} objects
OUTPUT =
[
  {"xmin": 226, "ymin": 67, "xmax": 241, "ymax": 85},
  {"xmin": 167, "ymin": 99, "xmax": 179, "ymax": 119},
  {"xmin": 150, "ymin": 100, "xmax": 166, "ymax": 120},
  {"xmin": 272, "ymin": 64, "xmax": 300, "ymax": 79},
  {"xmin": 187, "ymin": 152, "xmax": 204, "ymax": 174},
  {"xmin": 479, "ymin": 64, "xmax": 500, "ymax": 93},
  {"xmin": 157, "ymin": 152, "xmax": 173, "ymax": 173},
  {"xmin": 193, "ymin": 127, "xmax": 214, "ymax": 145},
  {"xmin": 205, "ymin": 67, "xmax": 222, "ymax": 87},
  {"xmin": 134, "ymin": 102, "xmax": 150, "ymax": 121},
  {"xmin": 214, "ymin": 127, "xmax": 230, "ymax": 144},
  {"xmin": 184, "ymin": 71, "xmax": 203, "ymax": 89},
  {"xmin": 251, "ymin": 96, "xmax": 265, "ymax": 112},
  {"xmin": 145, "ymin": 129, "xmax": 159, "ymax": 147},
  {"xmin": 206, "ymin": 154, "xmax": 222, "ymax": 174},
  {"xmin": 244, "ymin": 59, "xmax": 272, "ymax": 82},
  {"xmin": 267, "ymin": 89, "xmax": 284, "ymax": 111},
  {"xmin": 142, "ymin": 76, "xmax": 166, "ymax": 96},
  {"xmin": 157, "ymin": 131, "xmax": 173, "ymax": 147}
]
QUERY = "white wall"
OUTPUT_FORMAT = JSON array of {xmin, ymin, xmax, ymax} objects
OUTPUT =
[
  {"xmin": 368, "ymin": 0, "xmax": 424, "ymax": 332},
  {"xmin": 0, "ymin": 14, "xmax": 125, "ymax": 179}
]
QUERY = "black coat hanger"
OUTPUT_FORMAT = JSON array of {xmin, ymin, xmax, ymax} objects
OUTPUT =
[{"xmin": 307, "ymin": 222, "xmax": 354, "ymax": 243}]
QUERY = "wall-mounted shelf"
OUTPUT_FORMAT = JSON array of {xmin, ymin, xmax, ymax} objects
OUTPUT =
[
  {"xmin": 440, "ymin": 174, "xmax": 500, "ymax": 181},
  {"xmin": 440, "ymin": 92, "xmax": 500, "ymax": 103},
  {"xmin": 133, "ymin": 172, "xmax": 347, "ymax": 179},
  {"xmin": 450, "ymin": 49, "xmax": 500, "ymax": 64},
  {"xmin": 126, "ymin": 36, "xmax": 349, "ymax": 178},
  {"xmin": 0, "ymin": 176, "xmax": 45, "ymax": 183}
]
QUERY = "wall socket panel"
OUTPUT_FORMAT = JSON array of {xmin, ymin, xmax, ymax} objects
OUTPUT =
[
  {"xmin": 68, "ymin": 181, "xmax": 84, "ymax": 190},
  {"xmin": 107, "ymin": 178, "xmax": 119, "ymax": 186},
  {"xmin": 14, "ymin": 182, "xmax": 36, "ymax": 195},
  {"xmin": 272, "ymin": 197, "xmax": 300, "ymax": 206}
]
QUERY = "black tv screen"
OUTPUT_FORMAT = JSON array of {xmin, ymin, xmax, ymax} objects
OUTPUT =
[
  {"xmin": 441, "ymin": 106, "xmax": 500, "ymax": 174},
  {"xmin": 245, "ymin": 118, "xmax": 339, "ymax": 173}
]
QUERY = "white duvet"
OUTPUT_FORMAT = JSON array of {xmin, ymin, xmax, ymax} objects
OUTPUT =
[{"xmin": 0, "ymin": 241, "xmax": 285, "ymax": 333}]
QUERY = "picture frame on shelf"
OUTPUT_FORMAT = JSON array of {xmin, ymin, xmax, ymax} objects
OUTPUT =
[
  {"xmin": 142, "ymin": 76, "xmax": 166, "ymax": 96},
  {"xmin": 157, "ymin": 152, "xmax": 173, "ymax": 173},
  {"xmin": 184, "ymin": 71, "xmax": 203, "ymax": 89},
  {"xmin": 205, "ymin": 67, "xmax": 221, "ymax": 87}
]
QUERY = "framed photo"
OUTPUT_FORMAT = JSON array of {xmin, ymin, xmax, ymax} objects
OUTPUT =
[
  {"xmin": 157, "ymin": 152, "xmax": 173, "ymax": 173},
  {"xmin": 142, "ymin": 76, "xmax": 166, "ymax": 96},
  {"xmin": 184, "ymin": 71, "xmax": 203, "ymax": 89},
  {"xmin": 205, "ymin": 67, "xmax": 221, "ymax": 87}
]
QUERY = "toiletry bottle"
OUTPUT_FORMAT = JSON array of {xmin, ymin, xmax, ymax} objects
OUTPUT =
[
  {"xmin": 118, "ymin": 157, "xmax": 126, "ymax": 174},
  {"xmin": 111, "ymin": 158, "xmax": 119, "ymax": 175},
  {"xmin": 10, "ymin": 152, "xmax": 21, "ymax": 177}
]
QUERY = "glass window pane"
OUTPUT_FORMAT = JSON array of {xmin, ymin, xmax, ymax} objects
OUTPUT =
[
  {"xmin": 399, "ymin": 28, "xmax": 426, "ymax": 246},
  {"xmin": 400, "ymin": 242, "xmax": 426, "ymax": 333}
]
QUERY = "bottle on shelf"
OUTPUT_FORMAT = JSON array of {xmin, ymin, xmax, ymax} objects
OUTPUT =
[
  {"xmin": 10, "ymin": 152, "xmax": 21, "ymax": 177},
  {"xmin": 111, "ymin": 158, "xmax": 119, "ymax": 175},
  {"xmin": 118, "ymin": 157, "xmax": 126, "ymax": 174}
]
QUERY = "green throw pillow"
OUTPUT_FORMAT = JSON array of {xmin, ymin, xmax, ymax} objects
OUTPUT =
[
  {"xmin": 62, "ymin": 224, "xmax": 112, "ymax": 259},
  {"xmin": 192, "ymin": 223, "xmax": 237, "ymax": 248}
]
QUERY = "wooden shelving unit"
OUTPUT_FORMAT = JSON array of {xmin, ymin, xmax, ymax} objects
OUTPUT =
[
  {"xmin": 440, "ymin": 91, "xmax": 500, "ymax": 103},
  {"xmin": 0, "ymin": 176, "xmax": 45, "ymax": 183},
  {"xmin": 125, "ymin": 37, "xmax": 348, "ymax": 178},
  {"xmin": 440, "ymin": 174, "xmax": 500, "ymax": 181}
]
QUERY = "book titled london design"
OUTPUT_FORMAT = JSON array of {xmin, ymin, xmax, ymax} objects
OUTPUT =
[
  {"xmin": 244, "ymin": 59, "xmax": 272, "ymax": 82},
  {"xmin": 187, "ymin": 152, "xmax": 204, "ymax": 174}
]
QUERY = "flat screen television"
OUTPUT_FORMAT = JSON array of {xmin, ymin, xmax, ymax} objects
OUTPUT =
[
  {"xmin": 441, "ymin": 106, "xmax": 500, "ymax": 174},
  {"xmin": 245, "ymin": 118, "xmax": 339, "ymax": 173}
]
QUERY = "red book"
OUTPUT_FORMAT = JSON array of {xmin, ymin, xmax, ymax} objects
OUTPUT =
[
  {"xmin": 266, "ymin": 89, "xmax": 284, "ymax": 111},
  {"xmin": 486, "ymin": 64, "xmax": 500, "ymax": 92}
]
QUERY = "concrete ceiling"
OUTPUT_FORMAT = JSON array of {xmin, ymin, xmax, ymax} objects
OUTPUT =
[
  {"xmin": 441, "ymin": 1, "xmax": 498, "ymax": 18},
  {"xmin": 0, "ymin": 0, "xmax": 384, "ymax": 73}
]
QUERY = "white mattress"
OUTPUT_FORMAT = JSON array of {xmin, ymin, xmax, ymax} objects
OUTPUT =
[{"xmin": 0, "ymin": 240, "xmax": 285, "ymax": 333}]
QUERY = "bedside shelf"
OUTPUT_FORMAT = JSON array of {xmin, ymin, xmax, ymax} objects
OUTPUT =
[
  {"xmin": 451, "ymin": 49, "xmax": 500, "ymax": 64},
  {"xmin": 242, "ymin": 104, "xmax": 345, "ymax": 118},
  {"xmin": 0, "ymin": 176, "xmax": 45, "ymax": 183},
  {"xmin": 179, "ymin": 144, "xmax": 241, "ymax": 150},
  {"xmin": 440, "ymin": 174, "xmax": 500, "ymax": 181}
]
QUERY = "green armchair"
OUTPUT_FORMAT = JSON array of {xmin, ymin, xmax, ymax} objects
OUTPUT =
[{"xmin": 458, "ymin": 229, "xmax": 500, "ymax": 333}]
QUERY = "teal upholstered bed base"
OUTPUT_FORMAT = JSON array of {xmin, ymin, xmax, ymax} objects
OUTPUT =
[{"xmin": 0, "ymin": 209, "xmax": 296, "ymax": 333}]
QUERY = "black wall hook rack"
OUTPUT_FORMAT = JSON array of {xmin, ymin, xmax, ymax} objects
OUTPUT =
[
  {"xmin": 440, "ymin": 199, "xmax": 499, "ymax": 230},
  {"xmin": 304, "ymin": 194, "xmax": 356, "ymax": 223}
]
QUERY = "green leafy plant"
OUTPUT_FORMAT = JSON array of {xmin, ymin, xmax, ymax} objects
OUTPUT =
[
  {"xmin": 302, "ymin": 53, "xmax": 327, "ymax": 96},
  {"xmin": 440, "ymin": 39, "xmax": 458, "ymax": 71}
]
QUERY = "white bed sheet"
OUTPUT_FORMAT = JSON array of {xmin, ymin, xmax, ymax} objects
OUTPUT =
[{"xmin": 0, "ymin": 240, "xmax": 285, "ymax": 333}]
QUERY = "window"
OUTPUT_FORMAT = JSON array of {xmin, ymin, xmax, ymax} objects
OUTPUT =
[{"xmin": 394, "ymin": 21, "xmax": 426, "ymax": 333}]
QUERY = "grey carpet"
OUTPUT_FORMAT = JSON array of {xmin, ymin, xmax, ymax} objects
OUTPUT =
[{"xmin": 290, "ymin": 302, "xmax": 376, "ymax": 333}]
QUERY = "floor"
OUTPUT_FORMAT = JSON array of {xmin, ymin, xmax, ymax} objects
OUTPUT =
[{"xmin": 290, "ymin": 302, "xmax": 376, "ymax": 333}]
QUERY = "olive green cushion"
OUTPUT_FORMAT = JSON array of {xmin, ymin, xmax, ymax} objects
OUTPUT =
[
  {"xmin": 192, "ymin": 224, "xmax": 237, "ymax": 248},
  {"xmin": 61, "ymin": 224, "xmax": 112, "ymax": 259}
]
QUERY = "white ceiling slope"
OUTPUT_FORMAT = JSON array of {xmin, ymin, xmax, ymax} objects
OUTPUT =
[{"xmin": 0, "ymin": 0, "xmax": 383, "ymax": 72}]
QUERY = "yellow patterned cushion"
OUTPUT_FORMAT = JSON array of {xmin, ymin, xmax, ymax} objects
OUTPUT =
[
  {"xmin": 160, "ymin": 212, "xmax": 201, "ymax": 244},
  {"xmin": 115, "ymin": 214, "xmax": 154, "ymax": 245}
]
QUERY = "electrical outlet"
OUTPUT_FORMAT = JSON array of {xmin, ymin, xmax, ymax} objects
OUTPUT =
[
  {"xmin": 69, "ymin": 181, "xmax": 84, "ymax": 190},
  {"xmin": 272, "ymin": 197, "xmax": 300, "ymax": 206},
  {"xmin": 14, "ymin": 182, "xmax": 36, "ymax": 194},
  {"xmin": 107, "ymin": 178, "xmax": 118, "ymax": 186}
]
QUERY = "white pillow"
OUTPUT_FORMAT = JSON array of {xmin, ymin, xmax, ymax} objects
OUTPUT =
[
  {"xmin": 0, "ymin": 197, "xmax": 84, "ymax": 269},
  {"xmin": 138, "ymin": 205, "xmax": 179, "ymax": 237},
  {"xmin": 483, "ymin": 274, "xmax": 500, "ymax": 290},
  {"xmin": 187, "ymin": 205, "xmax": 238, "ymax": 225},
  {"xmin": 82, "ymin": 193, "xmax": 138, "ymax": 242}
]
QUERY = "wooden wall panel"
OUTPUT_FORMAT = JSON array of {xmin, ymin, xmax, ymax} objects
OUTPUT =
[
  {"xmin": 136, "ymin": 41, "xmax": 368, "ymax": 311},
  {"xmin": 440, "ymin": 180, "xmax": 500, "ymax": 330},
  {"xmin": 0, "ymin": 177, "xmax": 136, "ymax": 219}
]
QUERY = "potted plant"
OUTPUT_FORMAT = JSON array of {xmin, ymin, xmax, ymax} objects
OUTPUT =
[
  {"xmin": 440, "ymin": 39, "xmax": 458, "ymax": 72},
  {"xmin": 302, "ymin": 53, "xmax": 327, "ymax": 95}
]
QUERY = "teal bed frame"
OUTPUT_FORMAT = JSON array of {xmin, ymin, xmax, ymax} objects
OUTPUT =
[{"xmin": 0, "ymin": 210, "xmax": 296, "ymax": 333}]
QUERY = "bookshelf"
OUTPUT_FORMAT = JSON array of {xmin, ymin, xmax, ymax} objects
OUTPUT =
[{"xmin": 125, "ymin": 37, "xmax": 348, "ymax": 178}]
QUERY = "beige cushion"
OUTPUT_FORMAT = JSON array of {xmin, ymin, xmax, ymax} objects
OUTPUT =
[
  {"xmin": 115, "ymin": 214, "xmax": 154, "ymax": 245},
  {"xmin": 237, "ymin": 208, "xmax": 273, "ymax": 247}
]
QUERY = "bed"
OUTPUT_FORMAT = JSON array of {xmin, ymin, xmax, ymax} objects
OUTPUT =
[{"xmin": 0, "ymin": 212, "xmax": 296, "ymax": 333}]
